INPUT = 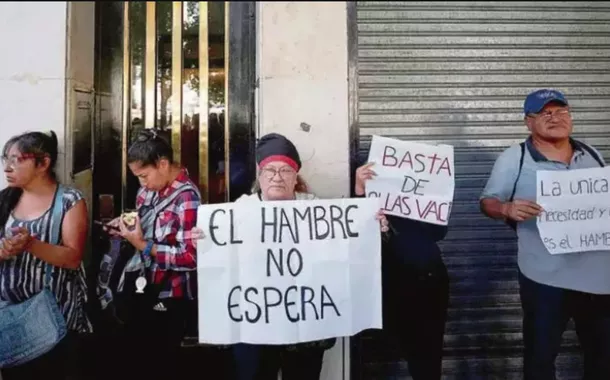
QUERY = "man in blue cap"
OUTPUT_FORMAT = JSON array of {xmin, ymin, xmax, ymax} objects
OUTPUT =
[{"xmin": 479, "ymin": 89, "xmax": 610, "ymax": 379}]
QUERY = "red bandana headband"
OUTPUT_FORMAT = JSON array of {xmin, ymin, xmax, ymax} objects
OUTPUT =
[{"xmin": 259, "ymin": 155, "xmax": 299, "ymax": 172}]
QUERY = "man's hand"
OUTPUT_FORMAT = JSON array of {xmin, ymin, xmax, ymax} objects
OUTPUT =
[{"xmin": 502, "ymin": 199, "xmax": 543, "ymax": 222}]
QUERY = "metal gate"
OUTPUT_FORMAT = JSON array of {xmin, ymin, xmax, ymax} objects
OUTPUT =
[{"xmin": 351, "ymin": 2, "xmax": 610, "ymax": 378}]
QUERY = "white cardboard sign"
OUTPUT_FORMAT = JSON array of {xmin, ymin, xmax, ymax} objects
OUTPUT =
[
  {"xmin": 537, "ymin": 166, "xmax": 610, "ymax": 254},
  {"xmin": 196, "ymin": 198, "xmax": 382, "ymax": 345},
  {"xmin": 366, "ymin": 135, "xmax": 455, "ymax": 225}
]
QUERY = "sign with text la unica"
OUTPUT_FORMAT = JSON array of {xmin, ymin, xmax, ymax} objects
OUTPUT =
[{"xmin": 537, "ymin": 166, "xmax": 610, "ymax": 255}]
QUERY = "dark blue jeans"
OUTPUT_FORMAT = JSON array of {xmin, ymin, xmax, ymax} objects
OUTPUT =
[
  {"xmin": 233, "ymin": 344, "xmax": 261, "ymax": 380},
  {"xmin": 233, "ymin": 343, "xmax": 325, "ymax": 380},
  {"xmin": 519, "ymin": 272, "xmax": 610, "ymax": 380}
]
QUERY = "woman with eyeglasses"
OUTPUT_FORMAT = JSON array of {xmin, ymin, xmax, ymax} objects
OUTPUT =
[
  {"xmin": 102, "ymin": 129, "xmax": 201, "ymax": 380},
  {"xmin": 0, "ymin": 131, "xmax": 91, "ymax": 380},
  {"xmin": 192, "ymin": 133, "xmax": 389, "ymax": 380}
]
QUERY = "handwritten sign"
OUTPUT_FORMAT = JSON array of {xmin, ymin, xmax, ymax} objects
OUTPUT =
[
  {"xmin": 196, "ymin": 198, "xmax": 382, "ymax": 345},
  {"xmin": 365, "ymin": 135, "xmax": 455, "ymax": 225},
  {"xmin": 537, "ymin": 166, "xmax": 610, "ymax": 254}
]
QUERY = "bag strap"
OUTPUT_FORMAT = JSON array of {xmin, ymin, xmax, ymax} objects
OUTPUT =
[
  {"xmin": 509, "ymin": 141, "xmax": 603, "ymax": 201},
  {"xmin": 153, "ymin": 183, "xmax": 199, "ymax": 215},
  {"xmin": 509, "ymin": 142, "xmax": 526, "ymax": 202},
  {"xmin": 44, "ymin": 185, "xmax": 65, "ymax": 288},
  {"xmin": 575, "ymin": 140, "xmax": 605, "ymax": 168},
  {"xmin": 139, "ymin": 183, "xmax": 200, "ymax": 233}
]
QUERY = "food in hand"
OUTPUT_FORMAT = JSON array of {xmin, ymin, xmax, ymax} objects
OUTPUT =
[{"xmin": 121, "ymin": 211, "xmax": 138, "ymax": 229}]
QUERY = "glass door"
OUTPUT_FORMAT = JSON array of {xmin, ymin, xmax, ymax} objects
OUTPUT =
[
  {"xmin": 122, "ymin": 1, "xmax": 234, "ymax": 207},
  {"xmin": 93, "ymin": 0, "xmax": 256, "ymax": 354}
]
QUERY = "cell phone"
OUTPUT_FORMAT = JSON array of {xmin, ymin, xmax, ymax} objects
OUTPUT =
[{"xmin": 94, "ymin": 220, "xmax": 120, "ymax": 232}]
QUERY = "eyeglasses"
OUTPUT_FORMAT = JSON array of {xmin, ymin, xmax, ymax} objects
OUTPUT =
[
  {"xmin": 530, "ymin": 108, "xmax": 571, "ymax": 121},
  {"xmin": 1, "ymin": 154, "xmax": 38, "ymax": 169},
  {"xmin": 260, "ymin": 167, "xmax": 296, "ymax": 180}
]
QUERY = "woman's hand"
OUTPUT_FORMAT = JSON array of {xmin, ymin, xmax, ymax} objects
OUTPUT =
[
  {"xmin": 376, "ymin": 210, "xmax": 389, "ymax": 233},
  {"xmin": 119, "ymin": 215, "xmax": 145, "ymax": 250},
  {"xmin": 190, "ymin": 228, "xmax": 205, "ymax": 248},
  {"xmin": 1, "ymin": 227, "xmax": 33, "ymax": 259},
  {"xmin": 355, "ymin": 162, "xmax": 377, "ymax": 196},
  {"xmin": 103, "ymin": 217, "xmax": 122, "ymax": 237}
]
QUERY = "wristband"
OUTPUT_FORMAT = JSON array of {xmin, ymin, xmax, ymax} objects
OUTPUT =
[{"xmin": 142, "ymin": 240, "xmax": 154, "ymax": 268}]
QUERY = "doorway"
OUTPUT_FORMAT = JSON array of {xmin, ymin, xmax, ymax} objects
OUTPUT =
[
  {"xmin": 93, "ymin": 1, "xmax": 256, "ymax": 219},
  {"xmin": 87, "ymin": 1, "xmax": 256, "ymax": 376}
]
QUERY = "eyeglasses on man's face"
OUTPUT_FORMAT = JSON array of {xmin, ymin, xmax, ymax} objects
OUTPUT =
[{"xmin": 530, "ymin": 108, "xmax": 571, "ymax": 121}]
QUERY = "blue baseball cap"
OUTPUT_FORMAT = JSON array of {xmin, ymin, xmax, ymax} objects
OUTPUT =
[{"xmin": 523, "ymin": 89, "xmax": 569, "ymax": 115}]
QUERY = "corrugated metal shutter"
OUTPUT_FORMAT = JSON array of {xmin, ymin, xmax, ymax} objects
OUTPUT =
[{"xmin": 353, "ymin": 2, "xmax": 610, "ymax": 379}]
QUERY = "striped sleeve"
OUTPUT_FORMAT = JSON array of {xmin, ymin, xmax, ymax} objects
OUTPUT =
[{"xmin": 62, "ymin": 187, "xmax": 85, "ymax": 212}]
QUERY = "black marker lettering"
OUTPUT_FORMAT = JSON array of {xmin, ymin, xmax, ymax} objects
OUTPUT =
[
  {"xmin": 229, "ymin": 209, "xmax": 243, "ymax": 244},
  {"xmin": 313, "ymin": 206, "xmax": 330, "ymax": 239},
  {"xmin": 279, "ymin": 208, "xmax": 298, "ymax": 243},
  {"xmin": 244, "ymin": 287, "xmax": 261, "ymax": 323},
  {"xmin": 284, "ymin": 286, "xmax": 299, "ymax": 322},
  {"xmin": 266, "ymin": 248, "xmax": 284, "ymax": 277},
  {"xmin": 227, "ymin": 286, "xmax": 242, "ymax": 322},
  {"xmin": 345, "ymin": 205, "xmax": 359, "ymax": 238},
  {"xmin": 293, "ymin": 207, "xmax": 313, "ymax": 241},
  {"xmin": 329, "ymin": 205, "xmax": 347, "ymax": 239},
  {"xmin": 301, "ymin": 286, "xmax": 319, "ymax": 321},
  {"xmin": 287, "ymin": 248, "xmax": 303, "ymax": 277},
  {"xmin": 209, "ymin": 209, "xmax": 226, "ymax": 246},
  {"xmin": 263, "ymin": 288, "xmax": 282, "ymax": 324},
  {"xmin": 320, "ymin": 285, "xmax": 341, "ymax": 319},
  {"xmin": 261, "ymin": 207, "xmax": 278, "ymax": 243}
]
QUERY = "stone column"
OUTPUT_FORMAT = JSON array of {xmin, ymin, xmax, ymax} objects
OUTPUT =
[
  {"xmin": 256, "ymin": 2, "xmax": 351, "ymax": 379},
  {"xmin": 0, "ymin": 1, "xmax": 95, "ymax": 193}
]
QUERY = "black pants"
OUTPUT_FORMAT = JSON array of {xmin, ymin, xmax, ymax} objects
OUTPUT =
[
  {"xmin": 1, "ymin": 333, "xmax": 80, "ymax": 380},
  {"xmin": 117, "ymin": 298, "xmax": 190, "ymax": 380},
  {"xmin": 519, "ymin": 272, "xmax": 610, "ymax": 380},
  {"xmin": 382, "ymin": 255, "xmax": 450, "ymax": 380},
  {"xmin": 234, "ymin": 344, "xmax": 325, "ymax": 380}
]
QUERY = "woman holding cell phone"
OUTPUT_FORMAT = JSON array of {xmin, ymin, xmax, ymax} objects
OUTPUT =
[{"xmin": 101, "ymin": 129, "xmax": 201, "ymax": 380}]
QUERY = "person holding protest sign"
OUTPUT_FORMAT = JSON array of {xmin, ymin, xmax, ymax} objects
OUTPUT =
[
  {"xmin": 193, "ymin": 132, "xmax": 389, "ymax": 380},
  {"xmin": 353, "ymin": 158, "xmax": 450, "ymax": 380},
  {"xmin": 100, "ymin": 129, "xmax": 202, "ymax": 380},
  {"xmin": 480, "ymin": 89, "xmax": 610, "ymax": 380}
]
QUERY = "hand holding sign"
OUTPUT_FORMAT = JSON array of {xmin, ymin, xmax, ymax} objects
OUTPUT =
[
  {"xmin": 376, "ymin": 210, "xmax": 389, "ymax": 233},
  {"xmin": 503, "ymin": 199, "xmax": 543, "ymax": 222},
  {"xmin": 355, "ymin": 162, "xmax": 377, "ymax": 196},
  {"xmin": 191, "ymin": 228, "xmax": 205, "ymax": 247}
]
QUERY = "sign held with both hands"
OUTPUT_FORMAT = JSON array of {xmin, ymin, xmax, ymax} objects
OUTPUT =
[{"xmin": 196, "ymin": 198, "xmax": 382, "ymax": 345}]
